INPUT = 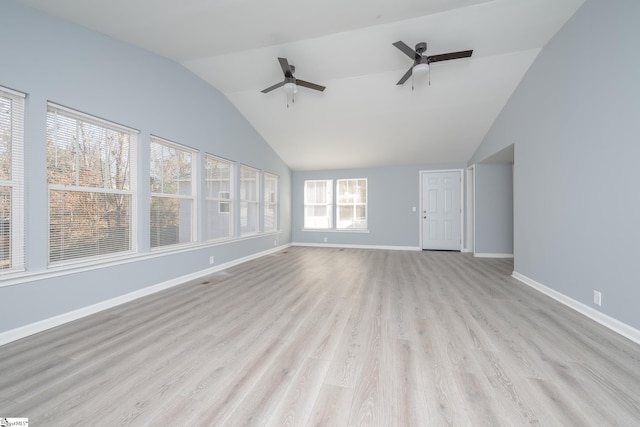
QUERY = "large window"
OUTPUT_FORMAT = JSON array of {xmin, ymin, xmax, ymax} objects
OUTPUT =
[
  {"xmin": 205, "ymin": 154, "xmax": 233, "ymax": 240},
  {"xmin": 303, "ymin": 179, "xmax": 333, "ymax": 229},
  {"xmin": 150, "ymin": 137, "xmax": 196, "ymax": 248},
  {"xmin": 337, "ymin": 178, "xmax": 367, "ymax": 229},
  {"xmin": 240, "ymin": 165, "xmax": 260, "ymax": 235},
  {"xmin": 0, "ymin": 87, "xmax": 25, "ymax": 273},
  {"xmin": 47, "ymin": 104, "xmax": 137, "ymax": 264},
  {"xmin": 263, "ymin": 172, "xmax": 278, "ymax": 232}
]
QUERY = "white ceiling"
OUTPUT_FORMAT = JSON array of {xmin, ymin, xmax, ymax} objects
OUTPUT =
[{"xmin": 18, "ymin": 0, "xmax": 584, "ymax": 170}]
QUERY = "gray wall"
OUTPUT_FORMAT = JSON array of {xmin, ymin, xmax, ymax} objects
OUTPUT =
[
  {"xmin": 468, "ymin": 0, "xmax": 640, "ymax": 329},
  {"xmin": 474, "ymin": 163, "xmax": 513, "ymax": 255},
  {"xmin": 292, "ymin": 164, "xmax": 465, "ymax": 248},
  {"xmin": 0, "ymin": 2, "xmax": 291, "ymax": 332}
]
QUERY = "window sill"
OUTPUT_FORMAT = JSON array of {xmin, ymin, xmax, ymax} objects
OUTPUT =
[{"xmin": 302, "ymin": 228, "xmax": 370, "ymax": 233}]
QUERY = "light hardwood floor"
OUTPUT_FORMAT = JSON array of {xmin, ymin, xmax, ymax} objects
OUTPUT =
[{"xmin": 1, "ymin": 247, "xmax": 639, "ymax": 426}]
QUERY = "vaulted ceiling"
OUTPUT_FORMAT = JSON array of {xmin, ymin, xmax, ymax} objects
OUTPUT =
[{"xmin": 18, "ymin": 0, "xmax": 584, "ymax": 170}]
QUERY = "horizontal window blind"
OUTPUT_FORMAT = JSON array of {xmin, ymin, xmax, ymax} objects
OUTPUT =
[
  {"xmin": 0, "ymin": 87, "xmax": 25, "ymax": 274},
  {"xmin": 47, "ymin": 103, "xmax": 137, "ymax": 264}
]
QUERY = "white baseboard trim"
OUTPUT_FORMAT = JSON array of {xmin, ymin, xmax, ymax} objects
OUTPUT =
[
  {"xmin": 474, "ymin": 253, "xmax": 514, "ymax": 258},
  {"xmin": 512, "ymin": 271, "xmax": 640, "ymax": 346},
  {"xmin": 0, "ymin": 244, "xmax": 291, "ymax": 347},
  {"xmin": 291, "ymin": 242, "xmax": 421, "ymax": 252}
]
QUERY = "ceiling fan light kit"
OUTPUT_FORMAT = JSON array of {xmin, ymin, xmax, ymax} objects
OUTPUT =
[
  {"xmin": 283, "ymin": 82, "xmax": 297, "ymax": 94},
  {"xmin": 412, "ymin": 62, "xmax": 430, "ymax": 76}
]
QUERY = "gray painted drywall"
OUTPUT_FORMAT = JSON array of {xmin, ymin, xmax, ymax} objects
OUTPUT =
[
  {"xmin": 474, "ymin": 163, "xmax": 513, "ymax": 255},
  {"xmin": 468, "ymin": 0, "xmax": 640, "ymax": 329},
  {"xmin": 292, "ymin": 164, "xmax": 466, "ymax": 248},
  {"xmin": 0, "ymin": 2, "xmax": 292, "ymax": 333}
]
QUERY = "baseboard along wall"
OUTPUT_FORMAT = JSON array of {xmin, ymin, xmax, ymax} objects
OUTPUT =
[
  {"xmin": 512, "ymin": 271, "xmax": 640, "ymax": 346},
  {"xmin": 0, "ymin": 245, "xmax": 291, "ymax": 346}
]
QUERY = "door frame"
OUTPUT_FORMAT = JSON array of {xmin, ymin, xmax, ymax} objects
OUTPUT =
[{"xmin": 419, "ymin": 169, "xmax": 464, "ymax": 251}]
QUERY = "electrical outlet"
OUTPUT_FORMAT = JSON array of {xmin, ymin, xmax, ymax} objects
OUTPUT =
[
  {"xmin": 593, "ymin": 290, "xmax": 601, "ymax": 306},
  {"xmin": 274, "ymin": 239, "xmax": 277, "ymax": 246},
  {"xmin": 323, "ymin": 237, "xmax": 328, "ymax": 243},
  {"xmin": 209, "ymin": 255, "xmax": 215, "ymax": 265}
]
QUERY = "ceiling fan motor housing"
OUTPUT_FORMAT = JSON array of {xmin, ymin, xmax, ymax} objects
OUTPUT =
[{"xmin": 415, "ymin": 42, "xmax": 427, "ymax": 54}]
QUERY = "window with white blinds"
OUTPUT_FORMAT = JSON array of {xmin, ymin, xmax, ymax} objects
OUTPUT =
[
  {"xmin": 239, "ymin": 165, "xmax": 260, "ymax": 235},
  {"xmin": 303, "ymin": 179, "xmax": 333, "ymax": 229},
  {"xmin": 0, "ymin": 87, "xmax": 25, "ymax": 274},
  {"xmin": 46, "ymin": 103, "xmax": 137, "ymax": 264},
  {"xmin": 150, "ymin": 137, "xmax": 196, "ymax": 248},
  {"xmin": 263, "ymin": 172, "xmax": 278, "ymax": 232},
  {"xmin": 205, "ymin": 154, "xmax": 233, "ymax": 240}
]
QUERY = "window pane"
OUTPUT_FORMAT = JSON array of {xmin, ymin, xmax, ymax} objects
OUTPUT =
[
  {"xmin": 304, "ymin": 180, "xmax": 332, "ymax": 229},
  {"xmin": 240, "ymin": 166, "xmax": 259, "ymax": 235},
  {"xmin": 150, "ymin": 141, "xmax": 192, "ymax": 196},
  {"xmin": 47, "ymin": 105, "xmax": 134, "ymax": 264},
  {"xmin": 150, "ymin": 196, "xmax": 193, "ymax": 248},
  {"xmin": 47, "ymin": 112, "xmax": 130, "ymax": 190},
  {"xmin": 206, "ymin": 155, "xmax": 233, "ymax": 240},
  {"xmin": 337, "ymin": 178, "xmax": 367, "ymax": 230},
  {"xmin": 150, "ymin": 138, "xmax": 195, "ymax": 248},
  {"xmin": 264, "ymin": 172, "xmax": 278, "ymax": 232},
  {"xmin": 206, "ymin": 199, "xmax": 233, "ymax": 240},
  {"xmin": 49, "ymin": 190, "xmax": 131, "ymax": 262}
]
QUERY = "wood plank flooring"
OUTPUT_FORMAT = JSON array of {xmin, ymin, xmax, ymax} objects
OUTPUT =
[{"xmin": 1, "ymin": 247, "xmax": 639, "ymax": 426}]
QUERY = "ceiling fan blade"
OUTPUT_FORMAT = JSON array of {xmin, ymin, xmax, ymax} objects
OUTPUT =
[
  {"xmin": 296, "ymin": 79, "xmax": 326, "ymax": 92},
  {"xmin": 392, "ymin": 41, "xmax": 418, "ymax": 59},
  {"xmin": 278, "ymin": 57, "xmax": 291, "ymax": 76},
  {"xmin": 427, "ymin": 50, "xmax": 473, "ymax": 63},
  {"xmin": 396, "ymin": 66, "xmax": 413, "ymax": 85},
  {"xmin": 261, "ymin": 81, "xmax": 285, "ymax": 93}
]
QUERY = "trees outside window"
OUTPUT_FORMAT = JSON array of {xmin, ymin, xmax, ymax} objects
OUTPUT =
[
  {"xmin": 150, "ymin": 137, "xmax": 196, "ymax": 249},
  {"xmin": 47, "ymin": 104, "xmax": 136, "ymax": 264}
]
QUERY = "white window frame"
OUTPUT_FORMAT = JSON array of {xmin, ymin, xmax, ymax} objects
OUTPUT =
[
  {"xmin": 46, "ymin": 103, "xmax": 138, "ymax": 265},
  {"xmin": 336, "ymin": 178, "xmax": 368, "ymax": 230},
  {"xmin": 149, "ymin": 136, "xmax": 197, "ymax": 250},
  {"xmin": 0, "ymin": 87, "xmax": 25, "ymax": 274},
  {"xmin": 239, "ymin": 164, "xmax": 260, "ymax": 236},
  {"xmin": 303, "ymin": 179, "xmax": 333, "ymax": 229},
  {"xmin": 205, "ymin": 154, "xmax": 234, "ymax": 241},
  {"xmin": 263, "ymin": 171, "xmax": 278, "ymax": 233}
]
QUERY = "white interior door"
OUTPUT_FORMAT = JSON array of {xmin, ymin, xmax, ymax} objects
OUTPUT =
[{"xmin": 422, "ymin": 171, "xmax": 462, "ymax": 250}]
